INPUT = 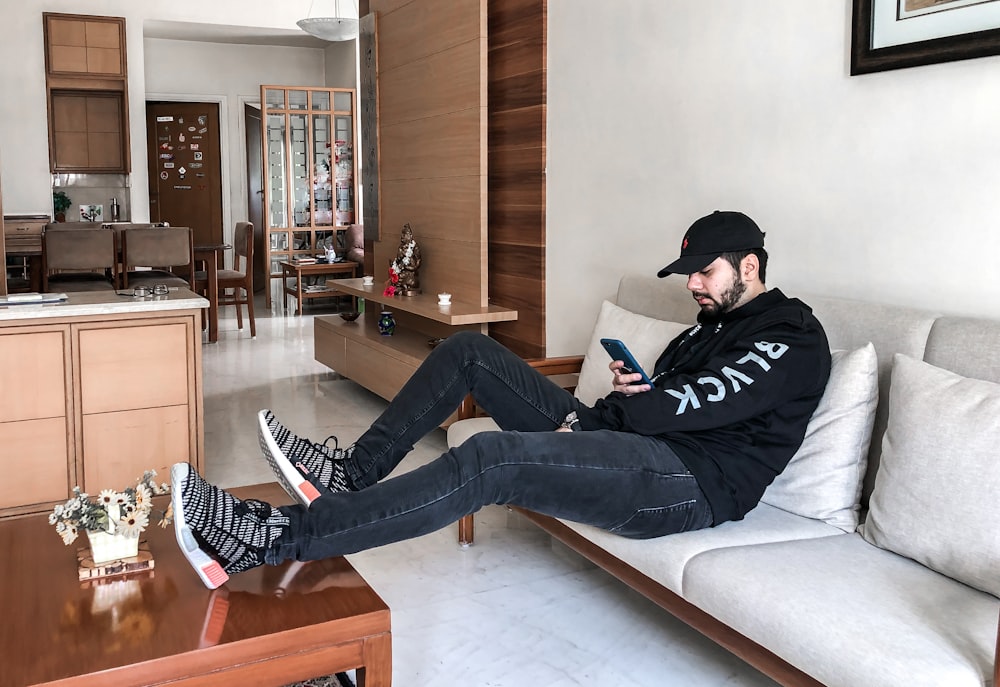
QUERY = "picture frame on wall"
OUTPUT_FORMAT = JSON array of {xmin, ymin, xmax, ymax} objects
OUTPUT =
[{"xmin": 851, "ymin": 0, "xmax": 1000, "ymax": 74}]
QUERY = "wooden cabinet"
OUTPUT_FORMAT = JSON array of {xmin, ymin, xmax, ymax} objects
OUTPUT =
[
  {"xmin": 3, "ymin": 215, "xmax": 49, "ymax": 293},
  {"xmin": 0, "ymin": 303, "xmax": 203, "ymax": 518},
  {"xmin": 44, "ymin": 14, "xmax": 126, "ymax": 78},
  {"xmin": 261, "ymin": 85, "xmax": 357, "ymax": 307},
  {"xmin": 3, "ymin": 215, "xmax": 48, "ymax": 256},
  {"xmin": 50, "ymin": 91, "xmax": 125, "ymax": 171},
  {"xmin": 75, "ymin": 320, "xmax": 195, "ymax": 488},
  {"xmin": 43, "ymin": 13, "xmax": 130, "ymax": 173},
  {"xmin": 0, "ymin": 327, "xmax": 72, "ymax": 510}
]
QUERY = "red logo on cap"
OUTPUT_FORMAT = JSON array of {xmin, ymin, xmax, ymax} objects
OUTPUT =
[{"xmin": 682, "ymin": 238, "xmax": 689, "ymax": 250}]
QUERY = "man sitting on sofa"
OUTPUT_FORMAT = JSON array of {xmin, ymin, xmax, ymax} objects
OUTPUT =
[{"xmin": 171, "ymin": 210, "xmax": 832, "ymax": 590}]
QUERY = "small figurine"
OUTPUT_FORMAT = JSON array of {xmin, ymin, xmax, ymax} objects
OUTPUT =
[{"xmin": 386, "ymin": 223, "xmax": 422, "ymax": 296}]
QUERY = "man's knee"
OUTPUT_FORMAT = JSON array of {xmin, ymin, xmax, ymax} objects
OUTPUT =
[
  {"xmin": 444, "ymin": 330, "xmax": 491, "ymax": 349},
  {"xmin": 435, "ymin": 330, "xmax": 500, "ymax": 364},
  {"xmin": 450, "ymin": 430, "xmax": 517, "ymax": 471}
]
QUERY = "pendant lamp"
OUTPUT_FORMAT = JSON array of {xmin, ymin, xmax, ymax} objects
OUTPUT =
[{"xmin": 297, "ymin": 0, "xmax": 359, "ymax": 42}]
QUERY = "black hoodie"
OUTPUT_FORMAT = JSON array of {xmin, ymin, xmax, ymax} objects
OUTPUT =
[{"xmin": 574, "ymin": 289, "xmax": 831, "ymax": 525}]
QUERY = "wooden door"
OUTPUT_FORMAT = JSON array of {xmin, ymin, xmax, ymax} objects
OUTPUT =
[
  {"xmin": 244, "ymin": 103, "xmax": 266, "ymax": 291},
  {"xmin": 145, "ymin": 102, "xmax": 223, "ymax": 249}
]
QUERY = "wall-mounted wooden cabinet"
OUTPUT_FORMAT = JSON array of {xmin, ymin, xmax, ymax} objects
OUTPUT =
[
  {"xmin": 43, "ymin": 13, "xmax": 130, "ymax": 174},
  {"xmin": 44, "ymin": 14, "xmax": 126, "ymax": 78},
  {"xmin": 49, "ymin": 91, "xmax": 125, "ymax": 171}
]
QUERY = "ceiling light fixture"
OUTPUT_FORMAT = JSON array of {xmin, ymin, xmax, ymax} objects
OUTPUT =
[{"xmin": 297, "ymin": 0, "xmax": 359, "ymax": 42}]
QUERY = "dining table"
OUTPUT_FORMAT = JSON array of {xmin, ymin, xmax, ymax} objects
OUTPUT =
[{"xmin": 194, "ymin": 243, "xmax": 230, "ymax": 343}]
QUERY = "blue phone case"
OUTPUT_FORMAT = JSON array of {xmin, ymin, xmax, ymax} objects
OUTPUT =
[{"xmin": 599, "ymin": 338, "xmax": 653, "ymax": 385}]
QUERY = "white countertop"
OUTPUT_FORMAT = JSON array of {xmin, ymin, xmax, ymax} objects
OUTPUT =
[{"xmin": 0, "ymin": 288, "xmax": 208, "ymax": 321}]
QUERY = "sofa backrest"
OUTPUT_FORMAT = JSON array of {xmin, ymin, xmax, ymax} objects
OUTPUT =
[
  {"xmin": 797, "ymin": 293, "xmax": 937, "ymax": 506},
  {"xmin": 924, "ymin": 316, "xmax": 1000, "ymax": 384},
  {"xmin": 613, "ymin": 274, "xmax": 998, "ymax": 511}
]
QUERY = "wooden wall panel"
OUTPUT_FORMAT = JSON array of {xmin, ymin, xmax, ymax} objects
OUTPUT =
[
  {"xmin": 488, "ymin": 70, "xmax": 546, "ymax": 111},
  {"xmin": 366, "ymin": 0, "xmax": 544, "ymax": 348},
  {"xmin": 379, "ymin": 109, "xmax": 486, "ymax": 180},
  {"xmin": 489, "ymin": 242, "xmax": 543, "ymax": 279},
  {"xmin": 379, "ymin": 177, "xmax": 485, "ymax": 243},
  {"xmin": 490, "ymin": 36, "xmax": 546, "ymax": 78},
  {"xmin": 370, "ymin": 0, "xmax": 488, "ymax": 304},
  {"xmin": 379, "ymin": 40, "xmax": 485, "ymax": 124},
  {"xmin": 375, "ymin": 0, "xmax": 485, "ymax": 73},
  {"xmin": 487, "ymin": 0, "xmax": 547, "ymax": 357},
  {"xmin": 488, "ymin": 203, "xmax": 545, "ymax": 243},
  {"xmin": 490, "ymin": 0, "xmax": 546, "ymax": 49},
  {"xmin": 490, "ymin": 105, "xmax": 545, "ymax": 149}
]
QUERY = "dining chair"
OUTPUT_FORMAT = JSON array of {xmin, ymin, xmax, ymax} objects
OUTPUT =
[
  {"xmin": 196, "ymin": 221, "xmax": 256, "ymax": 337},
  {"xmin": 343, "ymin": 223, "xmax": 365, "ymax": 265},
  {"xmin": 41, "ymin": 225, "xmax": 118, "ymax": 292},
  {"xmin": 121, "ymin": 226, "xmax": 195, "ymax": 289}
]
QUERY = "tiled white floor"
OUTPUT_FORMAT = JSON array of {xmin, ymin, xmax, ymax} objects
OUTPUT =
[{"xmin": 202, "ymin": 295, "xmax": 779, "ymax": 687}]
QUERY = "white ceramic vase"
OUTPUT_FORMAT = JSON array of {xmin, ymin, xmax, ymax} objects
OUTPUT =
[{"xmin": 86, "ymin": 529, "xmax": 140, "ymax": 564}]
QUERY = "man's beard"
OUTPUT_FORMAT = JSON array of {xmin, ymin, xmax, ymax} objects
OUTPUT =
[{"xmin": 694, "ymin": 276, "xmax": 747, "ymax": 320}]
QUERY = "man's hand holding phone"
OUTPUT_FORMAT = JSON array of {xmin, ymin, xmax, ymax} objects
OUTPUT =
[{"xmin": 600, "ymin": 338, "xmax": 653, "ymax": 395}]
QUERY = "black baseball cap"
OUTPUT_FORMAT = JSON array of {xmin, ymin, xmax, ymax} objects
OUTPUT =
[{"xmin": 657, "ymin": 211, "xmax": 766, "ymax": 277}]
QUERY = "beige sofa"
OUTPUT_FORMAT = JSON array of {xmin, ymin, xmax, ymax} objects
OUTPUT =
[{"xmin": 447, "ymin": 274, "xmax": 1000, "ymax": 687}]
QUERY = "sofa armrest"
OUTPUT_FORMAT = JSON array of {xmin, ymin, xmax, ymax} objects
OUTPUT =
[
  {"xmin": 528, "ymin": 355, "xmax": 584, "ymax": 395},
  {"xmin": 527, "ymin": 355, "xmax": 585, "ymax": 374}
]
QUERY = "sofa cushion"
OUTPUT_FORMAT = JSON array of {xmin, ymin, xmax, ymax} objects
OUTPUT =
[
  {"xmin": 575, "ymin": 300, "xmax": 690, "ymax": 406},
  {"xmin": 447, "ymin": 416, "xmax": 500, "ymax": 448},
  {"xmin": 862, "ymin": 354, "xmax": 1000, "ymax": 598},
  {"xmin": 760, "ymin": 343, "xmax": 878, "ymax": 532},
  {"xmin": 556, "ymin": 502, "xmax": 840, "ymax": 594},
  {"xmin": 683, "ymin": 534, "xmax": 999, "ymax": 687}
]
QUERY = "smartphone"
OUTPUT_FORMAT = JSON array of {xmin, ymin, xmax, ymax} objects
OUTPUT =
[{"xmin": 600, "ymin": 338, "xmax": 653, "ymax": 386}]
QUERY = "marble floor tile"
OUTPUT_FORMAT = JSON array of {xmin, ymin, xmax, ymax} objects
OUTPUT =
[{"xmin": 202, "ymin": 296, "xmax": 779, "ymax": 686}]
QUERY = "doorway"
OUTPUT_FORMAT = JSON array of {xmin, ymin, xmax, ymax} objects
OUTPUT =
[
  {"xmin": 145, "ymin": 101, "xmax": 224, "ymax": 249},
  {"xmin": 244, "ymin": 103, "xmax": 266, "ymax": 291}
]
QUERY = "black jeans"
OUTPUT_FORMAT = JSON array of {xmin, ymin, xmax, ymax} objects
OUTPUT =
[{"xmin": 267, "ymin": 332, "xmax": 712, "ymax": 564}]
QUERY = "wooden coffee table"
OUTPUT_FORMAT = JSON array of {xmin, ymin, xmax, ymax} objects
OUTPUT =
[
  {"xmin": 2, "ymin": 483, "xmax": 391, "ymax": 687},
  {"xmin": 281, "ymin": 260, "xmax": 359, "ymax": 315}
]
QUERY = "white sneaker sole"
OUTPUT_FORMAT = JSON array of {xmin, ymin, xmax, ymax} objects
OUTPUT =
[
  {"xmin": 171, "ymin": 463, "xmax": 230, "ymax": 590},
  {"xmin": 256, "ymin": 410, "xmax": 322, "ymax": 507}
]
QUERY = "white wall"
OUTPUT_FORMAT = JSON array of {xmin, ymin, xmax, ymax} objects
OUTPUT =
[
  {"xmin": 546, "ymin": 0, "xmax": 1000, "ymax": 355},
  {"xmin": 324, "ymin": 40, "xmax": 358, "ymax": 88}
]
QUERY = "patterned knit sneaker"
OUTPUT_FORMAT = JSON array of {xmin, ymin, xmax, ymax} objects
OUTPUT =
[
  {"xmin": 171, "ymin": 462, "xmax": 289, "ymax": 589},
  {"xmin": 257, "ymin": 409, "xmax": 355, "ymax": 507}
]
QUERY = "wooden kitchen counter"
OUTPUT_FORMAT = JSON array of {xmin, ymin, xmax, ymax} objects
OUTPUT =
[{"xmin": 0, "ymin": 289, "xmax": 208, "ymax": 518}]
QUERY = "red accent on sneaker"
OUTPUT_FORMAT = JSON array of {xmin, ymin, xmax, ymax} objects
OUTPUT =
[
  {"xmin": 201, "ymin": 561, "xmax": 230, "ymax": 589},
  {"xmin": 299, "ymin": 480, "xmax": 322, "ymax": 503},
  {"xmin": 199, "ymin": 592, "xmax": 230, "ymax": 648}
]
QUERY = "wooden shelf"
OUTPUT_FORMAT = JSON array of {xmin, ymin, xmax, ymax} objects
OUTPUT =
[
  {"xmin": 316, "ymin": 312, "xmax": 438, "ymax": 367},
  {"xmin": 330, "ymin": 278, "xmax": 518, "ymax": 326}
]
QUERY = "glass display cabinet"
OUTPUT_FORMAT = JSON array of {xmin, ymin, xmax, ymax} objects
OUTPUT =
[{"xmin": 261, "ymin": 85, "xmax": 357, "ymax": 307}]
